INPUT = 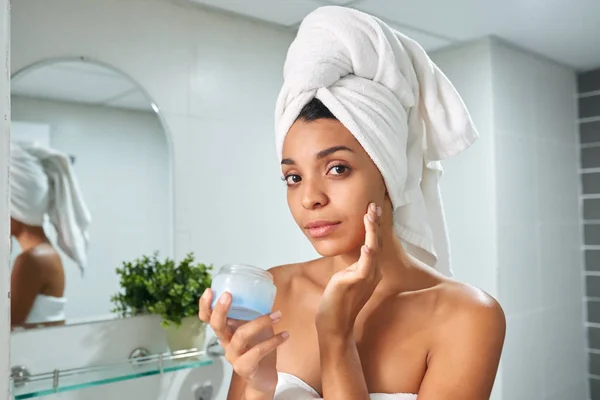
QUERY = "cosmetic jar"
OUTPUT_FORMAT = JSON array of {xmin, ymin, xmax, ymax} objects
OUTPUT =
[{"xmin": 210, "ymin": 264, "xmax": 276, "ymax": 321}]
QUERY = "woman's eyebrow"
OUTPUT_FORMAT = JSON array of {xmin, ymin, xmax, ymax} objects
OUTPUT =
[
  {"xmin": 281, "ymin": 145, "xmax": 355, "ymax": 165},
  {"xmin": 316, "ymin": 145, "xmax": 354, "ymax": 159}
]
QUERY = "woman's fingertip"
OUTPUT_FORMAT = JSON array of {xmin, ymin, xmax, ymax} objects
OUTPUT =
[
  {"xmin": 270, "ymin": 310, "xmax": 282, "ymax": 321},
  {"xmin": 219, "ymin": 293, "xmax": 231, "ymax": 305},
  {"xmin": 281, "ymin": 331, "xmax": 290, "ymax": 339}
]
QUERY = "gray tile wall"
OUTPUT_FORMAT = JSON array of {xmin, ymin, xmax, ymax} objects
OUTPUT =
[{"xmin": 579, "ymin": 67, "xmax": 600, "ymax": 399}]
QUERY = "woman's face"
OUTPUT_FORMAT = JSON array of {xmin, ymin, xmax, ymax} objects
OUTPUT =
[{"xmin": 281, "ymin": 118, "xmax": 387, "ymax": 257}]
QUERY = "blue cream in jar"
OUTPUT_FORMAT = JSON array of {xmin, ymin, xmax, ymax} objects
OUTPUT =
[{"xmin": 210, "ymin": 264, "xmax": 276, "ymax": 321}]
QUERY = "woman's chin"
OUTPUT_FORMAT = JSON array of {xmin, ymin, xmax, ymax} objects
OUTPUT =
[{"xmin": 310, "ymin": 238, "xmax": 362, "ymax": 258}]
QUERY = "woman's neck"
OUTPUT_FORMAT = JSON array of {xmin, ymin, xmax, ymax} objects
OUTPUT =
[{"xmin": 328, "ymin": 224, "xmax": 439, "ymax": 294}]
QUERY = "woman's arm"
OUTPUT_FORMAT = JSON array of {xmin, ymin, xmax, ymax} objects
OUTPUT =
[
  {"xmin": 11, "ymin": 253, "xmax": 45, "ymax": 327},
  {"xmin": 316, "ymin": 205, "xmax": 383, "ymax": 400},
  {"xmin": 226, "ymin": 372, "xmax": 275, "ymax": 400},
  {"xmin": 226, "ymin": 372, "xmax": 272, "ymax": 400},
  {"xmin": 417, "ymin": 295, "xmax": 506, "ymax": 400},
  {"xmin": 225, "ymin": 371, "xmax": 245, "ymax": 400},
  {"xmin": 319, "ymin": 332, "xmax": 370, "ymax": 400}
]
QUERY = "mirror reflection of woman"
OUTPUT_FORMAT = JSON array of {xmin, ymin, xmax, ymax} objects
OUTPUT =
[{"xmin": 10, "ymin": 141, "xmax": 91, "ymax": 329}]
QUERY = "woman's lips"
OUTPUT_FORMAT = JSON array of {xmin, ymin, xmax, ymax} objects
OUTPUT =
[{"xmin": 305, "ymin": 221, "xmax": 341, "ymax": 238}]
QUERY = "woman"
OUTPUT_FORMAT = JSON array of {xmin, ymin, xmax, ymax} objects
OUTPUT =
[
  {"xmin": 200, "ymin": 6, "xmax": 505, "ymax": 400},
  {"xmin": 10, "ymin": 141, "xmax": 91, "ymax": 328}
]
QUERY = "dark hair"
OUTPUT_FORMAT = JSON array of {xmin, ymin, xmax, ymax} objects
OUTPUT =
[{"xmin": 296, "ymin": 98, "xmax": 337, "ymax": 122}]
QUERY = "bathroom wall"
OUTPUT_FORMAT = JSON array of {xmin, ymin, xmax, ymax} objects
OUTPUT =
[
  {"xmin": 491, "ymin": 39, "xmax": 587, "ymax": 400},
  {"xmin": 430, "ymin": 38, "xmax": 501, "ymax": 400},
  {"xmin": 578, "ymin": 66, "xmax": 600, "ymax": 399},
  {"xmin": 433, "ymin": 37, "xmax": 588, "ymax": 400},
  {"xmin": 430, "ymin": 38, "xmax": 498, "ymax": 298},
  {"xmin": 1, "ymin": 0, "xmax": 11, "ymax": 397},
  {"xmin": 11, "ymin": 95, "xmax": 171, "ymax": 324}
]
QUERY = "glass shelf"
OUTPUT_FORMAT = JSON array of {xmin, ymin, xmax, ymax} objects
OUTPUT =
[{"xmin": 12, "ymin": 349, "xmax": 214, "ymax": 399}]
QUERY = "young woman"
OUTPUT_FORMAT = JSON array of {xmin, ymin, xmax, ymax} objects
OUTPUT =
[
  {"xmin": 199, "ymin": 6, "xmax": 505, "ymax": 400},
  {"xmin": 10, "ymin": 142, "xmax": 91, "ymax": 328}
]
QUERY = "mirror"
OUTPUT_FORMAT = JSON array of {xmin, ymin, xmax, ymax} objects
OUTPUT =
[{"xmin": 9, "ymin": 59, "xmax": 173, "ymax": 329}]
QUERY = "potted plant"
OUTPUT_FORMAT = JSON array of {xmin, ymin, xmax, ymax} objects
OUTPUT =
[{"xmin": 111, "ymin": 252, "xmax": 213, "ymax": 353}]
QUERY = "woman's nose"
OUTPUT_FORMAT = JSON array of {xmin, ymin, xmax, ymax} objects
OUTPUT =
[{"xmin": 300, "ymin": 179, "xmax": 329, "ymax": 210}]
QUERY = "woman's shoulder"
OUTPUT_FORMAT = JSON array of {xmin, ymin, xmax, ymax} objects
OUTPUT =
[
  {"xmin": 438, "ymin": 280, "xmax": 504, "ymax": 319},
  {"xmin": 268, "ymin": 258, "xmax": 324, "ymax": 286},
  {"xmin": 267, "ymin": 263, "xmax": 299, "ymax": 285},
  {"xmin": 430, "ymin": 279, "xmax": 506, "ymax": 344},
  {"xmin": 267, "ymin": 259, "xmax": 326, "ymax": 311}
]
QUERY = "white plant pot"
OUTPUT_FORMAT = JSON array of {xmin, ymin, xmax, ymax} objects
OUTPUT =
[{"xmin": 163, "ymin": 316, "xmax": 206, "ymax": 355}]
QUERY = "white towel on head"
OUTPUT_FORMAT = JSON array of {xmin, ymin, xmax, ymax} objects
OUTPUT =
[
  {"xmin": 274, "ymin": 6, "xmax": 478, "ymax": 276},
  {"xmin": 10, "ymin": 141, "xmax": 92, "ymax": 272}
]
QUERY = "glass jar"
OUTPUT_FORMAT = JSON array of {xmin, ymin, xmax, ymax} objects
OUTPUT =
[{"xmin": 210, "ymin": 264, "xmax": 276, "ymax": 321}]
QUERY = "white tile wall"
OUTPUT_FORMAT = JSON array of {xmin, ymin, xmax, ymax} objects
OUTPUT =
[
  {"xmin": 541, "ymin": 303, "xmax": 588, "ymax": 397},
  {"xmin": 497, "ymin": 223, "xmax": 541, "ymax": 315},
  {"xmin": 532, "ymin": 60, "xmax": 579, "ymax": 145},
  {"xmin": 491, "ymin": 39, "xmax": 587, "ymax": 400},
  {"xmin": 188, "ymin": 0, "xmax": 321, "ymax": 27},
  {"xmin": 539, "ymin": 223, "xmax": 585, "ymax": 310},
  {"xmin": 537, "ymin": 140, "xmax": 581, "ymax": 224},
  {"xmin": 503, "ymin": 312, "xmax": 545, "ymax": 400},
  {"xmin": 431, "ymin": 38, "xmax": 499, "ymax": 297},
  {"xmin": 434, "ymin": 37, "xmax": 586, "ymax": 400},
  {"xmin": 490, "ymin": 40, "xmax": 538, "ymax": 138},
  {"xmin": 545, "ymin": 380, "xmax": 589, "ymax": 400},
  {"xmin": 495, "ymin": 134, "xmax": 538, "ymax": 225}
]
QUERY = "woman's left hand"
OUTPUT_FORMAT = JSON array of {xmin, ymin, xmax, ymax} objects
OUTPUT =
[{"xmin": 315, "ymin": 202, "xmax": 383, "ymax": 338}]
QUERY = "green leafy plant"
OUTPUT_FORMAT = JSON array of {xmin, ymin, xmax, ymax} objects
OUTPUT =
[{"xmin": 111, "ymin": 252, "xmax": 212, "ymax": 327}]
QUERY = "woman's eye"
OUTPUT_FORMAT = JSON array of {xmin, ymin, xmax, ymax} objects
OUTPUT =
[
  {"xmin": 328, "ymin": 165, "xmax": 349, "ymax": 175},
  {"xmin": 284, "ymin": 174, "xmax": 301, "ymax": 185}
]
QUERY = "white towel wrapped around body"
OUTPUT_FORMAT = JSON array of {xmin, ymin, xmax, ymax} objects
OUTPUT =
[
  {"xmin": 10, "ymin": 141, "xmax": 92, "ymax": 272},
  {"xmin": 275, "ymin": 6, "xmax": 478, "ymax": 276}
]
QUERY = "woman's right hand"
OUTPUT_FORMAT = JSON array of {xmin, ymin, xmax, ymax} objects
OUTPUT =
[{"xmin": 198, "ymin": 288, "xmax": 289, "ymax": 395}]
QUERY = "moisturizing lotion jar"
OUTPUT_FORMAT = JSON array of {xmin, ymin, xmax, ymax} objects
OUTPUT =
[{"xmin": 210, "ymin": 264, "xmax": 276, "ymax": 321}]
